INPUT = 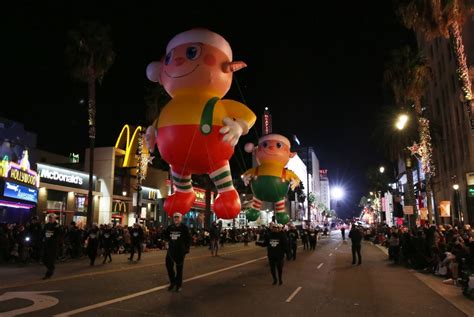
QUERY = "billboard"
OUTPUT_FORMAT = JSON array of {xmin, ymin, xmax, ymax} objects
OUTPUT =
[
  {"xmin": 3, "ymin": 181, "xmax": 38, "ymax": 203},
  {"xmin": 439, "ymin": 201, "xmax": 451, "ymax": 217}
]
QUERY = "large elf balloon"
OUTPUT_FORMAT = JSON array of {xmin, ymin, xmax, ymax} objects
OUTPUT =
[
  {"xmin": 146, "ymin": 28, "xmax": 256, "ymax": 219},
  {"xmin": 242, "ymin": 134, "xmax": 300, "ymax": 224}
]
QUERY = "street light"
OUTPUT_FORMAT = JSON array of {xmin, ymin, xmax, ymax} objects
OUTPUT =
[
  {"xmin": 331, "ymin": 186, "xmax": 344, "ymax": 200},
  {"xmin": 396, "ymin": 114, "xmax": 409, "ymax": 130},
  {"xmin": 379, "ymin": 166, "xmax": 385, "ymax": 174}
]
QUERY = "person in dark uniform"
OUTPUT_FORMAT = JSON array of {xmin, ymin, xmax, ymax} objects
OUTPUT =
[
  {"xmin": 42, "ymin": 214, "xmax": 60, "ymax": 279},
  {"xmin": 341, "ymin": 225, "xmax": 346, "ymax": 241},
  {"xmin": 301, "ymin": 228, "xmax": 309, "ymax": 250},
  {"xmin": 164, "ymin": 213, "xmax": 191, "ymax": 292},
  {"xmin": 100, "ymin": 224, "xmax": 114, "ymax": 264},
  {"xmin": 349, "ymin": 224, "xmax": 363, "ymax": 265},
  {"xmin": 28, "ymin": 216, "xmax": 42, "ymax": 261},
  {"xmin": 86, "ymin": 223, "xmax": 100, "ymax": 266},
  {"xmin": 309, "ymin": 228, "xmax": 317, "ymax": 250},
  {"xmin": 257, "ymin": 222, "xmax": 289, "ymax": 285},
  {"xmin": 287, "ymin": 224, "xmax": 299, "ymax": 260},
  {"xmin": 129, "ymin": 223, "xmax": 144, "ymax": 262},
  {"xmin": 209, "ymin": 221, "xmax": 219, "ymax": 256}
]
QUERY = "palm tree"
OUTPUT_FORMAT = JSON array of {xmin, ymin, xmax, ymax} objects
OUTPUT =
[
  {"xmin": 396, "ymin": 0, "xmax": 474, "ymax": 124},
  {"xmin": 66, "ymin": 20, "xmax": 115, "ymax": 225},
  {"xmin": 383, "ymin": 45, "xmax": 434, "ymax": 225}
]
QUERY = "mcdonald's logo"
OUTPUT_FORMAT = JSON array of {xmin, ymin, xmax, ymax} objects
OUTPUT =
[
  {"xmin": 113, "ymin": 201, "xmax": 127, "ymax": 213},
  {"xmin": 115, "ymin": 124, "xmax": 150, "ymax": 168},
  {"xmin": 148, "ymin": 190, "xmax": 157, "ymax": 200}
]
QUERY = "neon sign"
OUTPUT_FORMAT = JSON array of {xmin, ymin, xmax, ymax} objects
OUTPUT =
[
  {"xmin": 9, "ymin": 167, "xmax": 37, "ymax": 187},
  {"xmin": 262, "ymin": 111, "xmax": 272, "ymax": 135},
  {"xmin": 0, "ymin": 151, "xmax": 39, "ymax": 187},
  {"xmin": 4, "ymin": 181, "xmax": 38, "ymax": 203}
]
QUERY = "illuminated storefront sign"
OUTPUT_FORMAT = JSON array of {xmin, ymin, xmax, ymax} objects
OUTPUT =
[
  {"xmin": 3, "ymin": 181, "xmax": 38, "ymax": 203},
  {"xmin": 37, "ymin": 163, "xmax": 92, "ymax": 190},
  {"xmin": 141, "ymin": 186, "xmax": 161, "ymax": 201},
  {"xmin": 112, "ymin": 201, "xmax": 128, "ymax": 213},
  {"xmin": 192, "ymin": 187, "xmax": 214, "ymax": 209}
]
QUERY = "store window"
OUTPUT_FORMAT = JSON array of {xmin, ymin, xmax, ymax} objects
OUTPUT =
[
  {"xmin": 46, "ymin": 189, "xmax": 67, "ymax": 212},
  {"xmin": 75, "ymin": 194, "xmax": 86, "ymax": 212}
]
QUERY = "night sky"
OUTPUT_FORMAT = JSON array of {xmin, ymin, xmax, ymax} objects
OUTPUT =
[{"xmin": 3, "ymin": 2, "xmax": 415, "ymax": 218}]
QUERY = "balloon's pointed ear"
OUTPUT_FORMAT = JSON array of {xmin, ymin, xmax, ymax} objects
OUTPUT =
[
  {"xmin": 146, "ymin": 61, "xmax": 163, "ymax": 84},
  {"xmin": 223, "ymin": 61, "xmax": 247, "ymax": 73},
  {"xmin": 289, "ymin": 152, "xmax": 296, "ymax": 158}
]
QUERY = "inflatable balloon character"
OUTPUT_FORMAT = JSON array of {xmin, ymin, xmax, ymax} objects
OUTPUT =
[
  {"xmin": 242, "ymin": 134, "xmax": 300, "ymax": 224},
  {"xmin": 145, "ymin": 28, "xmax": 256, "ymax": 219}
]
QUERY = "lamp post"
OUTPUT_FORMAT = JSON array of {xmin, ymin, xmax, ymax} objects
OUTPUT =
[
  {"xmin": 395, "ymin": 114, "xmax": 417, "ymax": 229},
  {"xmin": 452, "ymin": 183, "xmax": 462, "ymax": 227}
]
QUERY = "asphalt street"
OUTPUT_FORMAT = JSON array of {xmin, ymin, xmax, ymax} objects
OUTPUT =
[{"xmin": 0, "ymin": 231, "xmax": 471, "ymax": 317}]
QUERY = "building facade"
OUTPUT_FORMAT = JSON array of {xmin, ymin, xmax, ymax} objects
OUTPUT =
[{"xmin": 416, "ymin": 16, "xmax": 474, "ymax": 225}]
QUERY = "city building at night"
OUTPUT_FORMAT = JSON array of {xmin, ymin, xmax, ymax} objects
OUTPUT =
[{"xmin": 416, "ymin": 16, "xmax": 474, "ymax": 225}]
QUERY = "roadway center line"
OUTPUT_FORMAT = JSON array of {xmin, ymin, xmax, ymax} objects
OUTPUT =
[
  {"xmin": 53, "ymin": 256, "xmax": 267, "ymax": 317},
  {"xmin": 329, "ymin": 253, "xmax": 333, "ymax": 257},
  {"xmin": 334, "ymin": 247, "xmax": 338, "ymax": 250},
  {"xmin": 285, "ymin": 286, "xmax": 302, "ymax": 303},
  {"xmin": 317, "ymin": 263, "xmax": 324, "ymax": 269}
]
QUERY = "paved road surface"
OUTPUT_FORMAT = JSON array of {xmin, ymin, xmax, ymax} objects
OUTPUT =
[{"xmin": 0, "ymin": 231, "xmax": 471, "ymax": 316}]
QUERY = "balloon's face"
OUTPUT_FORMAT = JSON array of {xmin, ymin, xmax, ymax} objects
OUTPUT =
[
  {"xmin": 161, "ymin": 43, "xmax": 232, "ymax": 98},
  {"xmin": 256, "ymin": 140, "xmax": 291, "ymax": 165}
]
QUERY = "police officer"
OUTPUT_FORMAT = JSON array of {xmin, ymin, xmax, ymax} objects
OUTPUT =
[
  {"xmin": 258, "ymin": 223, "xmax": 289, "ymax": 285},
  {"xmin": 349, "ymin": 224, "xmax": 363, "ymax": 265},
  {"xmin": 164, "ymin": 213, "xmax": 191, "ymax": 292},
  {"xmin": 287, "ymin": 223, "xmax": 299, "ymax": 260},
  {"xmin": 42, "ymin": 214, "xmax": 60, "ymax": 279},
  {"xmin": 129, "ymin": 223, "xmax": 144, "ymax": 262},
  {"xmin": 309, "ymin": 228, "xmax": 317, "ymax": 250},
  {"xmin": 86, "ymin": 223, "xmax": 100, "ymax": 266},
  {"xmin": 301, "ymin": 228, "xmax": 309, "ymax": 250},
  {"xmin": 100, "ymin": 224, "xmax": 114, "ymax": 264}
]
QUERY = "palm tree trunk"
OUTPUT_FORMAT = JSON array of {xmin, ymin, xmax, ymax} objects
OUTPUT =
[
  {"xmin": 426, "ymin": 174, "xmax": 436, "ymax": 225},
  {"xmin": 449, "ymin": 21, "xmax": 474, "ymax": 125},
  {"xmin": 87, "ymin": 76, "xmax": 96, "ymax": 226}
]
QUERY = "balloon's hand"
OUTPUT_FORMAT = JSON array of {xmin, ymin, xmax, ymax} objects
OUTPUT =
[
  {"xmin": 242, "ymin": 173, "xmax": 253, "ymax": 186},
  {"xmin": 219, "ymin": 117, "xmax": 247, "ymax": 146},
  {"xmin": 290, "ymin": 178, "xmax": 300, "ymax": 191}
]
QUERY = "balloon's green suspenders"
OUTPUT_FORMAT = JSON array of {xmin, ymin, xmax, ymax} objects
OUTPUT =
[{"xmin": 200, "ymin": 97, "xmax": 220, "ymax": 135}]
